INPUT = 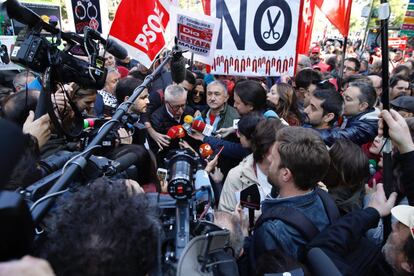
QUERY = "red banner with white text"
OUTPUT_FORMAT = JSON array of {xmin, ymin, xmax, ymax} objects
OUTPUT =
[{"xmin": 109, "ymin": 0, "xmax": 171, "ymax": 68}]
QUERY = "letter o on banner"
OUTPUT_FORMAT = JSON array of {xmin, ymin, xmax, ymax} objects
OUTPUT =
[
  {"xmin": 148, "ymin": 15, "xmax": 163, "ymax": 33},
  {"xmin": 254, "ymin": 0, "xmax": 292, "ymax": 51}
]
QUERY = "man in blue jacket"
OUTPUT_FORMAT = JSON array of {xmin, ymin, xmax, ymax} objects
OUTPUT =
[{"xmin": 250, "ymin": 127, "xmax": 333, "ymax": 263}]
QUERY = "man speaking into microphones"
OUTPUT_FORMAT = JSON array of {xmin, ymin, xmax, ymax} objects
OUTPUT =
[{"xmin": 149, "ymin": 84, "xmax": 199, "ymax": 166}]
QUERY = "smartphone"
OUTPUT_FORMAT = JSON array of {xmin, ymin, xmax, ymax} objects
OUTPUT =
[{"xmin": 207, "ymin": 146, "xmax": 224, "ymax": 161}]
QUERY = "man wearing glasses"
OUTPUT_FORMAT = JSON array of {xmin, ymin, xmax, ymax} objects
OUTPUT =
[
  {"xmin": 149, "ymin": 85, "xmax": 195, "ymax": 158},
  {"xmin": 343, "ymin": 58, "xmax": 360, "ymax": 79}
]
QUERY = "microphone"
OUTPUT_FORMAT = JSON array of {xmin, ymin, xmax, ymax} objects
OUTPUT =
[
  {"xmin": 110, "ymin": 152, "xmax": 138, "ymax": 174},
  {"xmin": 106, "ymin": 38, "xmax": 128, "ymax": 60},
  {"xmin": 6, "ymin": 0, "xmax": 40, "ymax": 28},
  {"xmin": 183, "ymin": 115, "xmax": 194, "ymax": 132},
  {"xmin": 170, "ymin": 42, "xmax": 186, "ymax": 84},
  {"xmin": 199, "ymin": 143, "xmax": 214, "ymax": 159},
  {"xmin": 167, "ymin": 125, "xmax": 186, "ymax": 139},
  {"xmin": 192, "ymin": 120, "xmax": 214, "ymax": 136}
]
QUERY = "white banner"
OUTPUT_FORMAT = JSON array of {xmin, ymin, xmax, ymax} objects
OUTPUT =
[
  {"xmin": 170, "ymin": 7, "xmax": 220, "ymax": 65},
  {"xmin": 207, "ymin": 0, "xmax": 300, "ymax": 77}
]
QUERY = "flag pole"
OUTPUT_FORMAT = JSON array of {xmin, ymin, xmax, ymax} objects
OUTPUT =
[{"xmin": 338, "ymin": 36, "xmax": 348, "ymax": 91}]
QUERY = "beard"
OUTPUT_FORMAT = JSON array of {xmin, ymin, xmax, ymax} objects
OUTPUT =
[{"xmin": 382, "ymin": 236, "xmax": 399, "ymax": 271}]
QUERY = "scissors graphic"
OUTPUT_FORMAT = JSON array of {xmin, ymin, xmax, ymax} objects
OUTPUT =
[{"xmin": 263, "ymin": 10, "xmax": 281, "ymax": 40}]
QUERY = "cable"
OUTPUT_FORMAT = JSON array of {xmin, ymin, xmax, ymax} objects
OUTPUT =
[
  {"xmin": 61, "ymin": 145, "xmax": 101, "ymax": 173},
  {"xmin": 30, "ymin": 188, "xmax": 69, "ymax": 212},
  {"xmin": 97, "ymin": 119, "xmax": 119, "ymax": 134}
]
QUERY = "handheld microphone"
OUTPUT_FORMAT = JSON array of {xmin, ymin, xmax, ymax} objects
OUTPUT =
[
  {"xmin": 183, "ymin": 115, "xmax": 194, "ymax": 132},
  {"xmin": 192, "ymin": 120, "xmax": 214, "ymax": 136},
  {"xmin": 199, "ymin": 143, "xmax": 214, "ymax": 159},
  {"xmin": 167, "ymin": 125, "xmax": 186, "ymax": 139},
  {"xmin": 170, "ymin": 41, "xmax": 186, "ymax": 84}
]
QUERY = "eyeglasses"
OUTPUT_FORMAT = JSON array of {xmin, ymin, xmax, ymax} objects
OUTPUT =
[
  {"xmin": 344, "ymin": 66, "xmax": 356, "ymax": 71},
  {"xmin": 167, "ymin": 102, "xmax": 186, "ymax": 112}
]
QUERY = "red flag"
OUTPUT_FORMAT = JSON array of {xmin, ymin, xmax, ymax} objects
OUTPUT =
[
  {"xmin": 297, "ymin": 0, "xmax": 316, "ymax": 54},
  {"xmin": 314, "ymin": 0, "xmax": 353, "ymax": 37},
  {"xmin": 109, "ymin": 0, "xmax": 170, "ymax": 68}
]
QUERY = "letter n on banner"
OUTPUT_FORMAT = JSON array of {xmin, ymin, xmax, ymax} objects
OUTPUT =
[{"xmin": 203, "ymin": 0, "xmax": 302, "ymax": 77}]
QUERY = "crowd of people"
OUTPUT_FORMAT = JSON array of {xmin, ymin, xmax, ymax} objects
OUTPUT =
[{"xmin": 1, "ymin": 38, "xmax": 414, "ymax": 276}]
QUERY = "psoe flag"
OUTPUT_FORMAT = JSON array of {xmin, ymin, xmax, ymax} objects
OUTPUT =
[
  {"xmin": 109, "ymin": 0, "xmax": 171, "ymax": 68},
  {"xmin": 314, "ymin": 0, "xmax": 352, "ymax": 37}
]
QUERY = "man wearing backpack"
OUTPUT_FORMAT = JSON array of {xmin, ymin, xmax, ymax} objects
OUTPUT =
[{"xmin": 249, "ymin": 127, "xmax": 337, "ymax": 266}]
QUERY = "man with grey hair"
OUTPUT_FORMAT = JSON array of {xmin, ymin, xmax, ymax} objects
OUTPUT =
[
  {"xmin": 296, "ymin": 54, "xmax": 312, "ymax": 72},
  {"xmin": 200, "ymin": 80, "xmax": 239, "ymax": 133},
  {"xmin": 149, "ymin": 84, "xmax": 195, "ymax": 155}
]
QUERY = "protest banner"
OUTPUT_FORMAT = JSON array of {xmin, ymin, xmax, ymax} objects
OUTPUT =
[
  {"xmin": 169, "ymin": 7, "xmax": 220, "ymax": 65},
  {"xmin": 203, "ymin": 0, "xmax": 302, "ymax": 77},
  {"xmin": 109, "ymin": 0, "xmax": 171, "ymax": 68},
  {"xmin": 0, "ymin": 36, "xmax": 22, "ymax": 70},
  {"xmin": 388, "ymin": 37, "xmax": 408, "ymax": 50}
]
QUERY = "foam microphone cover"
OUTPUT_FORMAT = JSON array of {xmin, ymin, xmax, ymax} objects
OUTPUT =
[
  {"xmin": 170, "ymin": 50, "xmax": 186, "ymax": 84},
  {"xmin": 175, "ymin": 125, "xmax": 186, "ymax": 139},
  {"xmin": 199, "ymin": 143, "xmax": 213, "ymax": 159},
  {"xmin": 106, "ymin": 38, "xmax": 128, "ymax": 60},
  {"xmin": 183, "ymin": 115, "xmax": 194, "ymax": 124},
  {"xmin": 167, "ymin": 126, "xmax": 178, "ymax": 139},
  {"xmin": 192, "ymin": 120, "xmax": 206, "ymax": 133},
  {"xmin": 7, "ymin": 0, "xmax": 41, "ymax": 27}
]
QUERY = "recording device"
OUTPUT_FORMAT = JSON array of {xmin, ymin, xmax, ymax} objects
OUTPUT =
[
  {"xmin": 7, "ymin": 0, "xmax": 107, "ymax": 88},
  {"xmin": 240, "ymin": 184, "xmax": 261, "ymax": 235},
  {"xmin": 79, "ymin": 113, "xmax": 139, "ymax": 150},
  {"xmin": 165, "ymin": 149, "xmax": 199, "ymax": 200}
]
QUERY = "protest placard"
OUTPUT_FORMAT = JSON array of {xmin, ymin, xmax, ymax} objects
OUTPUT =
[
  {"xmin": 170, "ymin": 7, "xmax": 220, "ymax": 65},
  {"xmin": 204, "ymin": 0, "xmax": 301, "ymax": 77}
]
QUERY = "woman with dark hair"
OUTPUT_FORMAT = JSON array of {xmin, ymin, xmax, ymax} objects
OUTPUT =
[
  {"xmin": 219, "ymin": 118, "xmax": 284, "ymax": 213},
  {"xmin": 323, "ymin": 139, "xmax": 369, "ymax": 215},
  {"xmin": 233, "ymin": 80, "xmax": 267, "ymax": 115},
  {"xmin": 187, "ymin": 78, "xmax": 207, "ymax": 112},
  {"xmin": 267, "ymin": 83, "xmax": 302, "ymax": 126}
]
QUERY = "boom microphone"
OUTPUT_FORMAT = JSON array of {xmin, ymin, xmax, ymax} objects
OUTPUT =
[
  {"xmin": 111, "ymin": 152, "xmax": 138, "ymax": 173},
  {"xmin": 170, "ymin": 43, "xmax": 186, "ymax": 84},
  {"xmin": 6, "ymin": 0, "xmax": 39, "ymax": 28},
  {"xmin": 106, "ymin": 38, "xmax": 128, "ymax": 60}
]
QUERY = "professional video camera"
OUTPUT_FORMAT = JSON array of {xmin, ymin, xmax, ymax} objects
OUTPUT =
[
  {"xmin": 154, "ymin": 149, "xmax": 238, "ymax": 275},
  {"xmin": 4, "ymin": 0, "xmax": 127, "ymax": 137}
]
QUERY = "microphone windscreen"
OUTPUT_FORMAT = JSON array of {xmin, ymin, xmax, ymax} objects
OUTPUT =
[
  {"xmin": 176, "ymin": 125, "xmax": 186, "ymax": 139},
  {"xmin": 199, "ymin": 143, "xmax": 213, "ymax": 159},
  {"xmin": 106, "ymin": 38, "xmax": 128, "ymax": 60},
  {"xmin": 170, "ymin": 53, "xmax": 186, "ymax": 84},
  {"xmin": 7, "ymin": 0, "xmax": 40, "ymax": 27},
  {"xmin": 113, "ymin": 152, "xmax": 138, "ymax": 173},
  {"xmin": 184, "ymin": 115, "xmax": 194, "ymax": 124},
  {"xmin": 167, "ymin": 126, "xmax": 178, "ymax": 139},
  {"xmin": 192, "ymin": 120, "xmax": 206, "ymax": 133}
]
